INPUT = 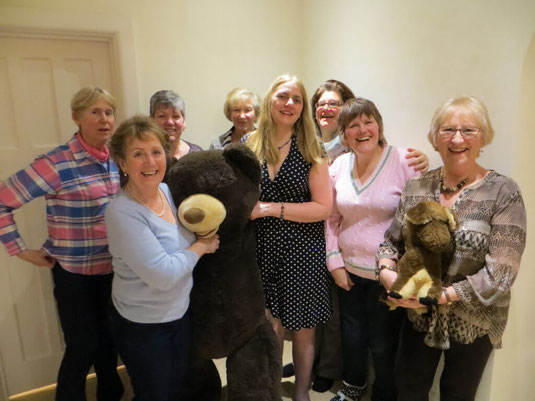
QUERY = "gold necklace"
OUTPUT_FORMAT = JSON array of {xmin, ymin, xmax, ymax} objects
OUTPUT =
[{"xmin": 127, "ymin": 186, "xmax": 166, "ymax": 217}]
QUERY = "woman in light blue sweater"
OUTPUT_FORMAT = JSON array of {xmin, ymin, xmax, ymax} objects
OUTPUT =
[{"xmin": 105, "ymin": 115, "xmax": 219, "ymax": 401}]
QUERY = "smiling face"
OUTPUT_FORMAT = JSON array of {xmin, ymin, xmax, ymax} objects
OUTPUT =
[
  {"xmin": 343, "ymin": 113, "xmax": 381, "ymax": 155},
  {"xmin": 436, "ymin": 108, "xmax": 483, "ymax": 171},
  {"xmin": 119, "ymin": 134, "xmax": 166, "ymax": 194},
  {"xmin": 270, "ymin": 81, "xmax": 304, "ymax": 129},
  {"xmin": 315, "ymin": 91, "xmax": 343, "ymax": 132},
  {"xmin": 230, "ymin": 99, "xmax": 256, "ymax": 135},
  {"xmin": 72, "ymin": 98, "xmax": 115, "ymax": 149},
  {"xmin": 152, "ymin": 106, "xmax": 186, "ymax": 145}
]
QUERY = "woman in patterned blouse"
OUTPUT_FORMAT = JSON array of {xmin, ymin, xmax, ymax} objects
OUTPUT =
[{"xmin": 377, "ymin": 95, "xmax": 527, "ymax": 401}]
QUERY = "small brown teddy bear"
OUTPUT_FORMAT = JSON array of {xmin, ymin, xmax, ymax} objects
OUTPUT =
[{"xmin": 387, "ymin": 201, "xmax": 458, "ymax": 307}]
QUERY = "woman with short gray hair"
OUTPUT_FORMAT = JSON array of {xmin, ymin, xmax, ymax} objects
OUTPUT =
[{"xmin": 150, "ymin": 89, "xmax": 202, "ymax": 160}]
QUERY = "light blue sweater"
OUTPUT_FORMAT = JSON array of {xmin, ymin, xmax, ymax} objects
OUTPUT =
[{"xmin": 105, "ymin": 184, "xmax": 199, "ymax": 323}]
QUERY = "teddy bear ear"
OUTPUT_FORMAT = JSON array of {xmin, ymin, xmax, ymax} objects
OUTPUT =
[
  {"xmin": 222, "ymin": 144, "xmax": 262, "ymax": 185},
  {"xmin": 443, "ymin": 208, "xmax": 459, "ymax": 231}
]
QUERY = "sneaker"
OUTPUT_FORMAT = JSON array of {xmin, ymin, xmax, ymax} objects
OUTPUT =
[
  {"xmin": 329, "ymin": 381, "xmax": 367, "ymax": 401},
  {"xmin": 312, "ymin": 375, "xmax": 334, "ymax": 392},
  {"xmin": 282, "ymin": 362, "xmax": 295, "ymax": 378}
]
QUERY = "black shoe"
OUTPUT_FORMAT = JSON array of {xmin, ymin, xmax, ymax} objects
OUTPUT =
[
  {"xmin": 312, "ymin": 376, "xmax": 334, "ymax": 393},
  {"xmin": 282, "ymin": 362, "xmax": 295, "ymax": 378}
]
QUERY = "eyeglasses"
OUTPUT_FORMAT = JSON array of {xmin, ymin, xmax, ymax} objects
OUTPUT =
[
  {"xmin": 438, "ymin": 126, "xmax": 480, "ymax": 139},
  {"xmin": 316, "ymin": 100, "xmax": 343, "ymax": 109}
]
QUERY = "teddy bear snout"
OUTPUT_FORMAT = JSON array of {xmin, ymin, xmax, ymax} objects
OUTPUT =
[{"xmin": 183, "ymin": 208, "xmax": 205, "ymax": 224}]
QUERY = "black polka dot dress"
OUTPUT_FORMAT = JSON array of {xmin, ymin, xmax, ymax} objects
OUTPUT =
[{"xmin": 255, "ymin": 136, "xmax": 332, "ymax": 330}]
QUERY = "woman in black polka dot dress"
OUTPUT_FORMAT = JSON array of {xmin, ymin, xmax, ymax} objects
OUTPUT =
[{"xmin": 245, "ymin": 74, "xmax": 333, "ymax": 401}]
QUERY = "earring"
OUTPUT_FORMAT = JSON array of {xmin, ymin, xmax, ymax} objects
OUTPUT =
[{"xmin": 123, "ymin": 172, "xmax": 128, "ymax": 177}]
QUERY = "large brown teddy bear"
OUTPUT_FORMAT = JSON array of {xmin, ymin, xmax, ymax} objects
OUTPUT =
[
  {"xmin": 166, "ymin": 144, "xmax": 282, "ymax": 401},
  {"xmin": 387, "ymin": 201, "xmax": 458, "ymax": 307}
]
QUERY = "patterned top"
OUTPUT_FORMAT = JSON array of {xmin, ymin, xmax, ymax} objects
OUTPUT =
[
  {"xmin": 0, "ymin": 134, "xmax": 119, "ymax": 275},
  {"xmin": 209, "ymin": 127, "xmax": 234, "ymax": 150},
  {"xmin": 326, "ymin": 146, "xmax": 419, "ymax": 279},
  {"xmin": 254, "ymin": 136, "xmax": 332, "ymax": 330},
  {"xmin": 377, "ymin": 168, "xmax": 526, "ymax": 349}
]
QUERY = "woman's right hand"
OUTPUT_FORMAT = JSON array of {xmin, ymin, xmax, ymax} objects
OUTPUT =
[
  {"xmin": 17, "ymin": 249, "xmax": 55, "ymax": 268},
  {"xmin": 331, "ymin": 268, "xmax": 354, "ymax": 291},
  {"xmin": 190, "ymin": 235, "xmax": 220, "ymax": 256}
]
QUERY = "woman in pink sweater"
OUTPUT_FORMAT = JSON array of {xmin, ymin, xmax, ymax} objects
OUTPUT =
[{"xmin": 325, "ymin": 98, "xmax": 426, "ymax": 401}]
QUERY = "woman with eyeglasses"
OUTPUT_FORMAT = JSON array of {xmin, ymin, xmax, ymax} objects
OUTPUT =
[
  {"xmin": 377, "ymin": 96, "xmax": 526, "ymax": 401},
  {"xmin": 282, "ymin": 81, "xmax": 429, "ymax": 395}
]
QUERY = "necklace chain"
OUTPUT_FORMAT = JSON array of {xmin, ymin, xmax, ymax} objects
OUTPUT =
[
  {"xmin": 440, "ymin": 171, "xmax": 469, "ymax": 193},
  {"xmin": 277, "ymin": 137, "xmax": 292, "ymax": 150},
  {"xmin": 127, "ymin": 186, "xmax": 166, "ymax": 217}
]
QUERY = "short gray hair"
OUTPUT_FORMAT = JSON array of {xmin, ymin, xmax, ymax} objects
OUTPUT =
[{"xmin": 149, "ymin": 90, "xmax": 186, "ymax": 118}]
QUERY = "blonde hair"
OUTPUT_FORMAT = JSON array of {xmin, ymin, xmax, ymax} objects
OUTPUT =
[
  {"xmin": 427, "ymin": 96, "xmax": 495, "ymax": 150},
  {"xmin": 71, "ymin": 86, "xmax": 116, "ymax": 118},
  {"xmin": 246, "ymin": 74, "xmax": 323, "ymax": 165},
  {"xmin": 223, "ymin": 88, "xmax": 261, "ymax": 121}
]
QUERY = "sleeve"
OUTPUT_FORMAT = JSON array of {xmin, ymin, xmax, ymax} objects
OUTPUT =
[
  {"xmin": 105, "ymin": 203, "xmax": 200, "ymax": 292},
  {"xmin": 325, "ymin": 161, "xmax": 345, "ymax": 271},
  {"xmin": 376, "ymin": 184, "xmax": 409, "ymax": 264},
  {"xmin": 0, "ymin": 156, "xmax": 62, "ymax": 255},
  {"xmin": 452, "ymin": 185, "xmax": 527, "ymax": 306}
]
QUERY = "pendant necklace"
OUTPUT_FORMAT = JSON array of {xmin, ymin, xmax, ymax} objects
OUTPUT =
[
  {"xmin": 127, "ymin": 186, "xmax": 166, "ymax": 217},
  {"xmin": 277, "ymin": 137, "xmax": 292, "ymax": 150}
]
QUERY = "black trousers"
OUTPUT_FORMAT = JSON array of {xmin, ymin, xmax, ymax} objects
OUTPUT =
[
  {"xmin": 52, "ymin": 263, "xmax": 123, "ymax": 401},
  {"xmin": 395, "ymin": 317, "xmax": 493, "ymax": 401},
  {"xmin": 110, "ymin": 305, "xmax": 191, "ymax": 401}
]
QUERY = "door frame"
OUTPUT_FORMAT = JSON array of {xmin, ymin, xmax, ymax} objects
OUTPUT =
[{"xmin": 0, "ymin": 7, "xmax": 140, "ymax": 400}]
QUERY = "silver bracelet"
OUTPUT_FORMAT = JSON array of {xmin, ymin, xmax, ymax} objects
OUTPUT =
[{"xmin": 280, "ymin": 203, "xmax": 285, "ymax": 219}]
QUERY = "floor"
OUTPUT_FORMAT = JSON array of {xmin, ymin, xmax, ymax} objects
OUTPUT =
[{"xmin": 214, "ymin": 340, "xmax": 373, "ymax": 401}]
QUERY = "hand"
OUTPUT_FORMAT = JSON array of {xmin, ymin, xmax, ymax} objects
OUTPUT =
[
  {"xmin": 195, "ymin": 234, "xmax": 220, "ymax": 255},
  {"xmin": 379, "ymin": 269, "xmax": 397, "ymax": 291},
  {"xmin": 406, "ymin": 148, "xmax": 429, "ymax": 173},
  {"xmin": 386, "ymin": 294, "xmax": 425, "ymax": 310},
  {"xmin": 331, "ymin": 268, "xmax": 354, "ymax": 291},
  {"xmin": 17, "ymin": 249, "xmax": 55, "ymax": 268},
  {"xmin": 250, "ymin": 202, "xmax": 277, "ymax": 220}
]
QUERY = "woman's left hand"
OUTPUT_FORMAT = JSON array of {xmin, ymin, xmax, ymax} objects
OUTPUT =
[
  {"xmin": 406, "ymin": 148, "xmax": 429, "ymax": 173},
  {"xmin": 250, "ymin": 201, "xmax": 276, "ymax": 220},
  {"xmin": 387, "ymin": 294, "xmax": 425, "ymax": 309}
]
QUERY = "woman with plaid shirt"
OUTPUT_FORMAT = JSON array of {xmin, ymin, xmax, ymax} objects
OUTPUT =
[{"xmin": 0, "ymin": 87, "xmax": 123, "ymax": 401}]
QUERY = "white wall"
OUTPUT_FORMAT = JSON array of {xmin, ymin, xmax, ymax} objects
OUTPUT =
[{"xmin": 1, "ymin": 0, "xmax": 534, "ymax": 400}]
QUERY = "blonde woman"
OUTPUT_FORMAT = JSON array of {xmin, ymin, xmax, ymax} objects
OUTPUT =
[
  {"xmin": 245, "ymin": 74, "xmax": 333, "ymax": 401},
  {"xmin": 210, "ymin": 87, "xmax": 261, "ymax": 149}
]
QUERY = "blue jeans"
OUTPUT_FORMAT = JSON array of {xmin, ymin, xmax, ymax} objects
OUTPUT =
[
  {"xmin": 395, "ymin": 318, "xmax": 493, "ymax": 401},
  {"xmin": 52, "ymin": 263, "xmax": 123, "ymax": 401},
  {"xmin": 338, "ymin": 273, "xmax": 403, "ymax": 401},
  {"xmin": 111, "ymin": 305, "xmax": 191, "ymax": 401}
]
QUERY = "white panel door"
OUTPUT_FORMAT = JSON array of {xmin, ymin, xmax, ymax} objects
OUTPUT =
[{"xmin": 0, "ymin": 32, "xmax": 116, "ymax": 397}]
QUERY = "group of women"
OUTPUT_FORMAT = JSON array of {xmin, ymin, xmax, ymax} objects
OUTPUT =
[{"xmin": 0, "ymin": 74, "xmax": 526, "ymax": 401}]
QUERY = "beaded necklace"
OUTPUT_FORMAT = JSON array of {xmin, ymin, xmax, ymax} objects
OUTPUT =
[
  {"xmin": 439, "ymin": 171, "xmax": 469, "ymax": 193},
  {"xmin": 127, "ymin": 186, "xmax": 166, "ymax": 217}
]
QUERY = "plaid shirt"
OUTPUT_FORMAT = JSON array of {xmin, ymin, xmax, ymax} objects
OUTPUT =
[{"xmin": 0, "ymin": 134, "xmax": 119, "ymax": 275}]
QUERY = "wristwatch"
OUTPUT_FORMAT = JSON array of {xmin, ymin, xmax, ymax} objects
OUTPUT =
[{"xmin": 375, "ymin": 263, "xmax": 395, "ymax": 281}]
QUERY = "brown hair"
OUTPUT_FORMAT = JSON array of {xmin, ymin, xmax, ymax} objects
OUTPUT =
[
  {"xmin": 109, "ymin": 115, "xmax": 169, "ymax": 188},
  {"xmin": 310, "ymin": 79, "xmax": 356, "ymax": 131},
  {"xmin": 338, "ymin": 98, "xmax": 387, "ymax": 147}
]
